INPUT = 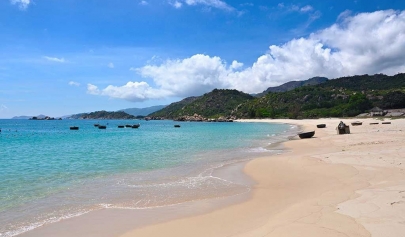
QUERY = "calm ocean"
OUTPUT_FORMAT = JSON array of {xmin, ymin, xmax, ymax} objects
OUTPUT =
[{"xmin": 0, "ymin": 119, "xmax": 296, "ymax": 236}]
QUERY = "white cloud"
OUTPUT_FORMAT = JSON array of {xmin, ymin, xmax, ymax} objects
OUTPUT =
[
  {"xmin": 10, "ymin": 0, "xmax": 30, "ymax": 10},
  {"xmin": 300, "ymin": 5, "xmax": 313, "ymax": 12},
  {"xmin": 87, "ymin": 84, "xmax": 100, "ymax": 95},
  {"xmin": 43, "ymin": 56, "xmax": 65, "ymax": 63},
  {"xmin": 88, "ymin": 10, "xmax": 405, "ymax": 101},
  {"xmin": 108, "ymin": 62, "xmax": 115, "ymax": 68},
  {"xmin": 139, "ymin": 0, "xmax": 148, "ymax": 5},
  {"xmin": 278, "ymin": 3, "xmax": 314, "ymax": 13},
  {"xmin": 169, "ymin": 1, "xmax": 183, "ymax": 8},
  {"xmin": 0, "ymin": 104, "xmax": 8, "ymax": 111},
  {"xmin": 87, "ymin": 82, "xmax": 171, "ymax": 102},
  {"xmin": 169, "ymin": 0, "xmax": 234, "ymax": 11},
  {"xmin": 68, "ymin": 81, "xmax": 80, "ymax": 87}
]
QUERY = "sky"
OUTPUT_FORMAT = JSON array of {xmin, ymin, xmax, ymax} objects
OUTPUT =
[{"xmin": 1, "ymin": 0, "xmax": 405, "ymax": 118}]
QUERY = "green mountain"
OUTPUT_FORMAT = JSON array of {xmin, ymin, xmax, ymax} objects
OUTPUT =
[
  {"xmin": 149, "ymin": 89, "xmax": 254, "ymax": 119},
  {"xmin": 148, "ymin": 96, "xmax": 200, "ymax": 118},
  {"xmin": 119, "ymin": 105, "xmax": 166, "ymax": 116},
  {"xmin": 255, "ymin": 76, "xmax": 329, "ymax": 97},
  {"xmin": 234, "ymin": 73, "xmax": 405, "ymax": 119},
  {"xmin": 151, "ymin": 73, "xmax": 405, "ymax": 120},
  {"xmin": 69, "ymin": 111, "xmax": 136, "ymax": 119}
]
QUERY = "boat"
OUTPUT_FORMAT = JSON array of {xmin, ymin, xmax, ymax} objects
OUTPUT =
[
  {"xmin": 298, "ymin": 131, "xmax": 315, "ymax": 139},
  {"xmin": 125, "ymin": 125, "xmax": 132, "ymax": 128},
  {"xmin": 382, "ymin": 122, "xmax": 391, "ymax": 124},
  {"xmin": 370, "ymin": 122, "xmax": 379, "ymax": 125},
  {"xmin": 98, "ymin": 125, "xmax": 107, "ymax": 129},
  {"xmin": 118, "ymin": 125, "xmax": 125, "ymax": 128},
  {"xmin": 351, "ymin": 121, "xmax": 362, "ymax": 126},
  {"xmin": 132, "ymin": 124, "xmax": 140, "ymax": 128},
  {"xmin": 316, "ymin": 124, "xmax": 326, "ymax": 128},
  {"xmin": 174, "ymin": 124, "xmax": 181, "ymax": 128},
  {"xmin": 70, "ymin": 126, "xmax": 79, "ymax": 130},
  {"xmin": 94, "ymin": 124, "xmax": 100, "ymax": 127}
]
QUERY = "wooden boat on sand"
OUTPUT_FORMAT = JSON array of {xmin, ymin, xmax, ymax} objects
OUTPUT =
[
  {"xmin": 316, "ymin": 124, "xmax": 326, "ymax": 128},
  {"xmin": 298, "ymin": 131, "xmax": 315, "ymax": 139}
]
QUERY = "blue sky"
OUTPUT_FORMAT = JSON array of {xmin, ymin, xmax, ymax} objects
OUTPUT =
[{"xmin": 1, "ymin": 0, "xmax": 405, "ymax": 118}]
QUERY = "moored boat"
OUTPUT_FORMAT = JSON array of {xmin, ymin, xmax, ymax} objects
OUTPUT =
[
  {"xmin": 174, "ymin": 124, "xmax": 181, "ymax": 128},
  {"xmin": 298, "ymin": 131, "xmax": 315, "ymax": 139},
  {"xmin": 125, "ymin": 125, "xmax": 132, "ymax": 128},
  {"xmin": 118, "ymin": 125, "xmax": 125, "ymax": 128},
  {"xmin": 351, "ymin": 121, "xmax": 362, "ymax": 126},
  {"xmin": 98, "ymin": 125, "xmax": 107, "ymax": 129},
  {"xmin": 70, "ymin": 126, "xmax": 79, "ymax": 130},
  {"xmin": 132, "ymin": 124, "xmax": 140, "ymax": 128},
  {"xmin": 94, "ymin": 124, "xmax": 99, "ymax": 127}
]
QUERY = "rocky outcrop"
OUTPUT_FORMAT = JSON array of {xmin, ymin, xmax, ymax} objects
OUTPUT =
[{"xmin": 174, "ymin": 114, "xmax": 235, "ymax": 122}]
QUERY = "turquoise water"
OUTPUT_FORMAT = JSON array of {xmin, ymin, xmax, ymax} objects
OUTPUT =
[{"xmin": 0, "ymin": 119, "xmax": 295, "ymax": 236}]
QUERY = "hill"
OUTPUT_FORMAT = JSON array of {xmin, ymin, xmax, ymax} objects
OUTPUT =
[
  {"xmin": 12, "ymin": 115, "xmax": 47, "ymax": 119},
  {"xmin": 150, "ymin": 89, "xmax": 254, "ymax": 119},
  {"xmin": 255, "ymin": 77, "xmax": 328, "ymax": 97},
  {"xmin": 148, "ymin": 96, "xmax": 200, "ymax": 118},
  {"xmin": 119, "ymin": 105, "xmax": 166, "ymax": 116},
  {"xmin": 69, "ymin": 111, "xmax": 136, "ymax": 119},
  {"xmin": 151, "ymin": 73, "xmax": 405, "ymax": 120},
  {"xmin": 233, "ymin": 73, "xmax": 405, "ymax": 119}
]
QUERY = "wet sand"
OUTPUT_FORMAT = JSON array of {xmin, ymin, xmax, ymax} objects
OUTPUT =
[
  {"xmin": 120, "ymin": 118, "xmax": 405, "ymax": 237},
  {"xmin": 20, "ymin": 118, "xmax": 405, "ymax": 237}
]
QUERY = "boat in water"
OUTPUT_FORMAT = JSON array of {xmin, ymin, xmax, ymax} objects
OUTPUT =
[
  {"xmin": 70, "ymin": 126, "xmax": 79, "ymax": 130},
  {"xmin": 132, "ymin": 124, "xmax": 140, "ymax": 128},
  {"xmin": 98, "ymin": 125, "xmax": 107, "ymax": 129},
  {"xmin": 118, "ymin": 125, "xmax": 125, "ymax": 128}
]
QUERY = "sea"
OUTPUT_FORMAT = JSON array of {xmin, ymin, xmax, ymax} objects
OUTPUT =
[{"xmin": 0, "ymin": 119, "xmax": 297, "ymax": 236}]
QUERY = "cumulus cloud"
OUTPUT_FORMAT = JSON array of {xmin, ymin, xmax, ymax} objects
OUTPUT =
[
  {"xmin": 88, "ymin": 10, "xmax": 405, "ymax": 101},
  {"xmin": 87, "ymin": 82, "xmax": 171, "ymax": 102},
  {"xmin": 169, "ymin": 0, "xmax": 234, "ymax": 11},
  {"xmin": 68, "ymin": 81, "xmax": 80, "ymax": 87},
  {"xmin": 108, "ymin": 62, "xmax": 115, "ymax": 68},
  {"xmin": 278, "ymin": 3, "xmax": 314, "ymax": 13},
  {"xmin": 43, "ymin": 56, "xmax": 65, "ymax": 63},
  {"xmin": 10, "ymin": 0, "xmax": 30, "ymax": 10}
]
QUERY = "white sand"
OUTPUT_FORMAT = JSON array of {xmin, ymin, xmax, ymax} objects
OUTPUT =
[{"xmin": 121, "ymin": 118, "xmax": 405, "ymax": 237}]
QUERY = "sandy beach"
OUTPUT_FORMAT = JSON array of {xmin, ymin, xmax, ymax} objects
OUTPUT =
[
  {"xmin": 18, "ymin": 118, "xmax": 405, "ymax": 237},
  {"xmin": 119, "ymin": 118, "xmax": 405, "ymax": 237}
]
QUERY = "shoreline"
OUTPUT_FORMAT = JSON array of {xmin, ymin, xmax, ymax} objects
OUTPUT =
[
  {"xmin": 17, "ymin": 118, "xmax": 405, "ymax": 237},
  {"xmin": 119, "ymin": 118, "xmax": 405, "ymax": 237},
  {"xmin": 17, "ymin": 122, "xmax": 296, "ymax": 237}
]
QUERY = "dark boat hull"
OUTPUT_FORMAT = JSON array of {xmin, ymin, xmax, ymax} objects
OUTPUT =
[
  {"xmin": 118, "ymin": 125, "xmax": 125, "ymax": 128},
  {"xmin": 70, "ymin": 126, "xmax": 79, "ymax": 130},
  {"xmin": 132, "ymin": 124, "xmax": 140, "ymax": 128},
  {"xmin": 298, "ymin": 131, "xmax": 315, "ymax": 139},
  {"xmin": 98, "ymin": 126, "xmax": 107, "ymax": 129},
  {"xmin": 351, "ymin": 122, "xmax": 362, "ymax": 126},
  {"xmin": 316, "ymin": 124, "xmax": 326, "ymax": 128},
  {"xmin": 174, "ymin": 125, "xmax": 181, "ymax": 128}
]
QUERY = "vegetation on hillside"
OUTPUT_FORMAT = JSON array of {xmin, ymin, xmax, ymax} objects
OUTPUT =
[
  {"xmin": 150, "ymin": 89, "xmax": 254, "ymax": 119},
  {"xmin": 150, "ymin": 73, "xmax": 405, "ymax": 119},
  {"xmin": 69, "ymin": 111, "xmax": 136, "ymax": 119}
]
